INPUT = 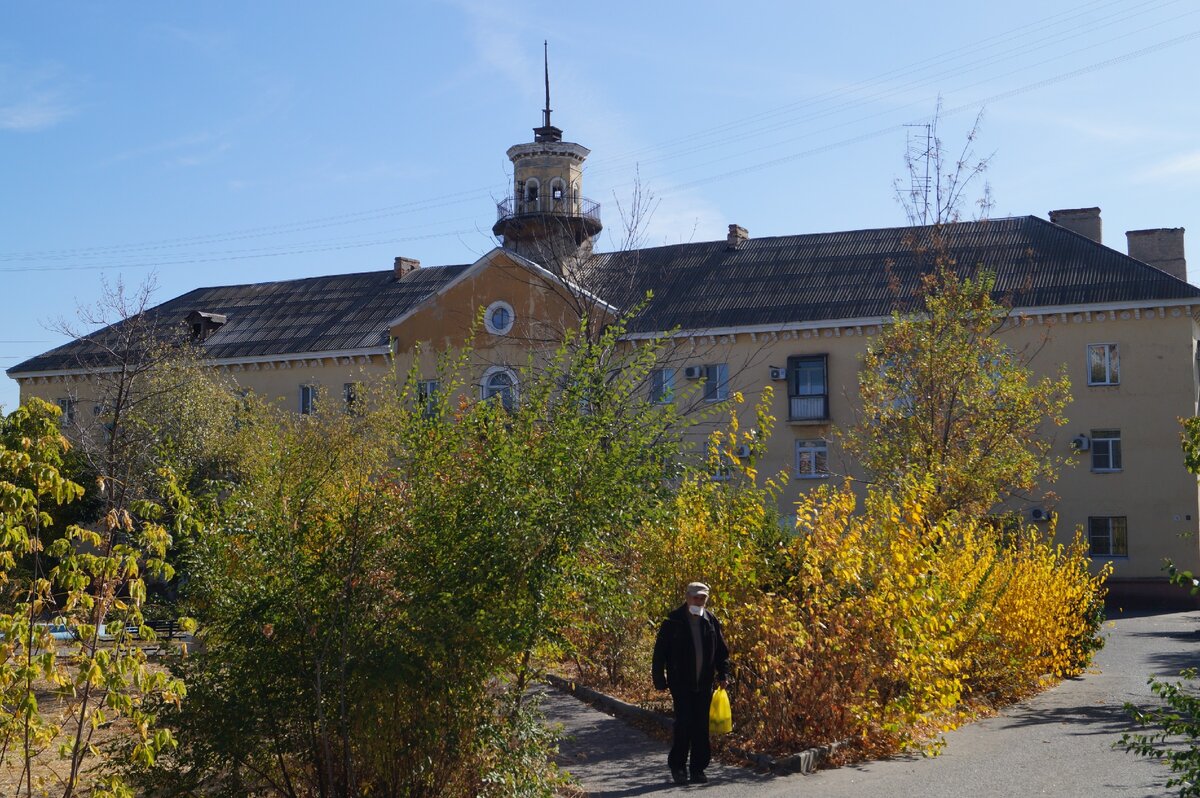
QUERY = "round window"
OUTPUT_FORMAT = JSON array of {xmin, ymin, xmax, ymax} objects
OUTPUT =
[{"xmin": 485, "ymin": 301, "xmax": 515, "ymax": 335}]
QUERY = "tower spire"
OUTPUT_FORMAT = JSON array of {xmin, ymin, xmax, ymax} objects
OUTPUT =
[
  {"xmin": 533, "ymin": 40, "xmax": 562, "ymax": 142},
  {"xmin": 542, "ymin": 40, "xmax": 552, "ymax": 130}
]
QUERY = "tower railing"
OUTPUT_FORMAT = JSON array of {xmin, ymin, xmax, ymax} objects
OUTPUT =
[{"xmin": 496, "ymin": 194, "xmax": 601, "ymax": 226}]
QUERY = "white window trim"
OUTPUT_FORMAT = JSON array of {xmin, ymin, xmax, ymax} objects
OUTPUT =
[
  {"xmin": 650, "ymin": 368, "xmax": 675, "ymax": 404},
  {"xmin": 480, "ymin": 365, "xmax": 519, "ymax": 408},
  {"xmin": 795, "ymin": 439, "xmax": 830, "ymax": 479},
  {"xmin": 1086, "ymin": 343, "xmax": 1120, "ymax": 386},
  {"xmin": 484, "ymin": 300, "xmax": 516, "ymax": 335},
  {"xmin": 300, "ymin": 384, "xmax": 320, "ymax": 415},
  {"xmin": 703, "ymin": 363, "xmax": 729, "ymax": 403},
  {"xmin": 1090, "ymin": 429, "xmax": 1122, "ymax": 473}
]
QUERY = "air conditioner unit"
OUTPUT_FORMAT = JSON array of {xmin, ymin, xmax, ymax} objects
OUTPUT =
[
  {"xmin": 1029, "ymin": 507, "xmax": 1053, "ymax": 522},
  {"xmin": 734, "ymin": 444, "xmax": 752, "ymax": 459},
  {"xmin": 769, "ymin": 366, "xmax": 787, "ymax": 381},
  {"xmin": 684, "ymin": 366, "xmax": 704, "ymax": 380},
  {"xmin": 1071, "ymin": 435, "xmax": 1090, "ymax": 452}
]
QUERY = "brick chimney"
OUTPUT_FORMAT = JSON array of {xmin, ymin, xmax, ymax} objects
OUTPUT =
[
  {"xmin": 1127, "ymin": 228, "xmax": 1187, "ymax": 281},
  {"xmin": 394, "ymin": 257, "xmax": 420, "ymax": 280},
  {"xmin": 727, "ymin": 224, "xmax": 749, "ymax": 250},
  {"xmin": 1049, "ymin": 207, "xmax": 1102, "ymax": 243}
]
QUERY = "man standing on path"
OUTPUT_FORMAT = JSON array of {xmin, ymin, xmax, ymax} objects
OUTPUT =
[{"xmin": 652, "ymin": 581, "xmax": 731, "ymax": 786}]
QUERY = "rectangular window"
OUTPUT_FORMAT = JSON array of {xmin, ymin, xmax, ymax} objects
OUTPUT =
[
  {"xmin": 56, "ymin": 397, "xmax": 76, "ymax": 425},
  {"xmin": 788, "ymin": 355, "xmax": 829, "ymax": 421},
  {"xmin": 795, "ymin": 439, "xmax": 829, "ymax": 479},
  {"xmin": 418, "ymin": 379, "xmax": 440, "ymax": 415},
  {"xmin": 650, "ymin": 368, "xmax": 675, "ymax": 404},
  {"xmin": 1088, "ymin": 516, "xmax": 1128, "ymax": 557},
  {"xmin": 704, "ymin": 364, "xmax": 729, "ymax": 402},
  {"xmin": 300, "ymin": 384, "xmax": 319, "ymax": 415},
  {"xmin": 1091, "ymin": 429, "xmax": 1122, "ymax": 472},
  {"xmin": 1088, "ymin": 343, "xmax": 1120, "ymax": 386},
  {"xmin": 343, "ymin": 382, "xmax": 361, "ymax": 413}
]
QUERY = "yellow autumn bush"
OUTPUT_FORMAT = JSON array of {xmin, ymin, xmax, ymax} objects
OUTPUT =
[
  {"xmin": 565, "ymin": 395, "xmax": 1107, "ymax": 760},
  {"xmin": 722, "ymin": 479, "xmax": 1108, "ymax": 756}
]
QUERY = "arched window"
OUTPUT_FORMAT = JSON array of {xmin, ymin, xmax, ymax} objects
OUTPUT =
[
  {"xmin": 523, "ymin": 178, "xmax": 540, "ymax": 212},
  {"xmin": 481, "ymin": 366, "xmax": 518, "ymax": 411},
  {"xmin": 549, "ymin": 178, "xmax": 566, "ymax": 207}
]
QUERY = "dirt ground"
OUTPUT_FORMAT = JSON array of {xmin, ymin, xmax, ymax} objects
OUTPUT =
[
  {"xmin": 0, "ymin": 682, "xmax": 130, "ymax": 796},
  {"xmin": 0, "ymin": 639, "xmax": 180, "ymax": 797}
]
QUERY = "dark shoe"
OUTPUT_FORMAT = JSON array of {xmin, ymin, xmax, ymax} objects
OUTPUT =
[
  {"xmin": 690, "ymin": 770, "xmax": 708, "ymax": 783},
  {"xmin": 671, "ymin": 767, "xmax": 688, "ymax": 785}
]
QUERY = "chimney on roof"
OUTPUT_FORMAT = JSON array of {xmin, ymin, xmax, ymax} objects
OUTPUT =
[
  {"xmin": 1049, "ymin": 207, "xmax": 1102, "ymax": 243},
  {"xmin": 1127, "ymin": 228, "xmax": 1187, "ymax": 281},
  {"xmin": 394, "ymin": 257, "xmax": 420, "ymax": 280},
  {"xmin": 727, "ymin": 224, "xmax": 749, "ymax": 250}
]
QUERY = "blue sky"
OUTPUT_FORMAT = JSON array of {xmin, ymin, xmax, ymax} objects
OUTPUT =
[{"xmin": 4, "ymin": 1, "xmax": 1200, "ymax": 410}]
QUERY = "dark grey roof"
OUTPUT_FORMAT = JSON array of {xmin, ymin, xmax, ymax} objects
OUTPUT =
[
  {"xmin": 10, "ymin": 215, "xmax": 1200, "ymax": 376},
  {"xmin": 9, "ymin": 265, "xmax": 468, "ymax": 374},
  {"xmin": 580, "ymin": 216, "xmax": 1200, "ymax": 333}
]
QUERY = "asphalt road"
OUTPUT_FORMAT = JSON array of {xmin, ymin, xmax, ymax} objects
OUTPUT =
[{"xmin": 542, "ymin": 609, "xmax": 1200, "ymax": 797}]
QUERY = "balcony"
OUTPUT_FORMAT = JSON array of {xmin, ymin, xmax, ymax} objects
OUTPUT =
[
  {"xmin": 789, "ymin": 395, "xmax": 829, "ymax": 422},
  {"xmin": 495, "ymin": 194, "xmax": 601, "ymax": 227}
]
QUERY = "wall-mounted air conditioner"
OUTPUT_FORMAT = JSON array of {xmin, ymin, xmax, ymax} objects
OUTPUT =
[
  {"xmin": 769, "ymin": 366, "xmax": 787, "ymax": 381},
  {"xmin": 1071, "ymin": 435, "xmax": 1090, "ymax": 451},
  {"xmin": 684, "ymin": 366, "xmax": 704, "ymax": 380}
]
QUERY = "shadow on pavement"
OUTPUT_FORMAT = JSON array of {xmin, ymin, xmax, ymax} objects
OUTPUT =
[{"xmin": 996, "ymin": 701, "xmax": 1138, "ymax": 736}]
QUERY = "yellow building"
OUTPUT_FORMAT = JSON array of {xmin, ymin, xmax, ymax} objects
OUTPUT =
[{"xmin": 10, "ymin": 104, "xmax": 1199, "ymax": 604}]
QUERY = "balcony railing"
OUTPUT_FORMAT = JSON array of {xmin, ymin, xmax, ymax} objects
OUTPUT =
[
  {"xmin": 496, "ymin": 194, "xmax": 601, "ymax": 226},
  {"xmin": 789, "ymin": 395, "xmax": 829, "ymax": 422}
]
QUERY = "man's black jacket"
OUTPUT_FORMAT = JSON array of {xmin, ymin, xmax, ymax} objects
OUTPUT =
[{"xmin": 651, "ymin": 603, "xmax": 730, "ymax": 693}]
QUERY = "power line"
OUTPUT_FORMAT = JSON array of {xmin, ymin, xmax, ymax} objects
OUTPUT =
[{"xmin": 1, "ymin": 3, "xmax": 1194, "ymax": 271}]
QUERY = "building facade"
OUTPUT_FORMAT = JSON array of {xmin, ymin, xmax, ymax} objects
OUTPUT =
[{"xmin": 10, "ymin": 111, "xmax": 1200, "ymax": 600}]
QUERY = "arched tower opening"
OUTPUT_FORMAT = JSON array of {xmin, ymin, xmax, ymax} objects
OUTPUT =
[{"xmin": 492, "ymin": 43, "xmax": 602, "ymax": 276}]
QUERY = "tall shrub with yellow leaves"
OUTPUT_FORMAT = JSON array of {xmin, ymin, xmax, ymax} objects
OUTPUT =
[{"xmin": 724, "ymin": 479, "xmax": 1107, "ymax": 756}]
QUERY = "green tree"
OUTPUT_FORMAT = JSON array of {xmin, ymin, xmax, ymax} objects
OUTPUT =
[
  {"xmin": 0, "ymin": 399, "xmax": 187, "ymax": 798},
  {"xmin": 844, "ymin": 261, "xmax": 1071, "ymax": 522},
  {"xmin": 142, "ymin": 316, "xmax": 692, "ymax": 797}
]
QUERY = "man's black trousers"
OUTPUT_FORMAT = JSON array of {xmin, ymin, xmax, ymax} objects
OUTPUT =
[{"xmin": 668, "ymin": 688, "xmax": 713, "ymax": 773}]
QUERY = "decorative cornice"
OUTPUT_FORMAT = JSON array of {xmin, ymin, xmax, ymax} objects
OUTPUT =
[{"xmin": 620, "ymin": 300, "xmax": 1198, "ymax": 342}]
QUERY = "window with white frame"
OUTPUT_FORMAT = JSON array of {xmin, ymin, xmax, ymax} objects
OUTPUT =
[
  {"xmin": 1087, "ymin": 343, "xmax": 1120, "ymax": 386},
  {"xmin": 55, "ymin": 397, "xmax": 76, "ymax": 425},
  {"xmin": 418, "ymin": 379, "xmax": 440, "ymax": 412},
  {"xmin": 300, "ymin": 384, "xmax": 320, "ymax": 415},
  {"xmin": 703, "ymin": 364, "xmax": 729, "ymax": 402},
  {"xmin": 1090, "ymin": 429, "xmax": 1122, "ymax": 472},
  {"xmin": 482, "ymin": 367, "xmax": 518, "ymax": 411},
  {"xmin": 795, "ymin": 439, "xmax": 829, "ymax": 479},
  {"xmin": 484, "ymin": 300, "xmax": 515, "ymax": 336},
  {"xmin": 1088, "ymin": 516, "xmax": 1128, "ymax": 557},
  {"xmin": 650, "ymin": 368, "xmax": 675, "ymax": 404}
]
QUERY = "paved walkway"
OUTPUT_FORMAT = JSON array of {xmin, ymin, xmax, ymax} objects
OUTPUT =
[{"xmin": 540, "ymin": 609, "xmax": 1200, "ymax": 797}]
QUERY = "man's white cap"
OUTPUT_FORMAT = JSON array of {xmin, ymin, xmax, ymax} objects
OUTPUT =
[{"xmin": 686, "ymin": 582, "xmax": 710, "ymax": 598}]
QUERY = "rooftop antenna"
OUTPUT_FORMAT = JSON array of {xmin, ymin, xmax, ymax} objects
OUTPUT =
[
  {"xmin": 903, "ymin": 123, "xmax": 933, "ymax": 226},
  {"xmin": 533, "ymin": 40, "xmax": 563, "ymax": 142}
]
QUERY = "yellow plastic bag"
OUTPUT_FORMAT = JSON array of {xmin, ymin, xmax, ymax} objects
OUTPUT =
[{"xmin": 709, "ymin": 686, "xmax": 732, "ymax": 734}]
